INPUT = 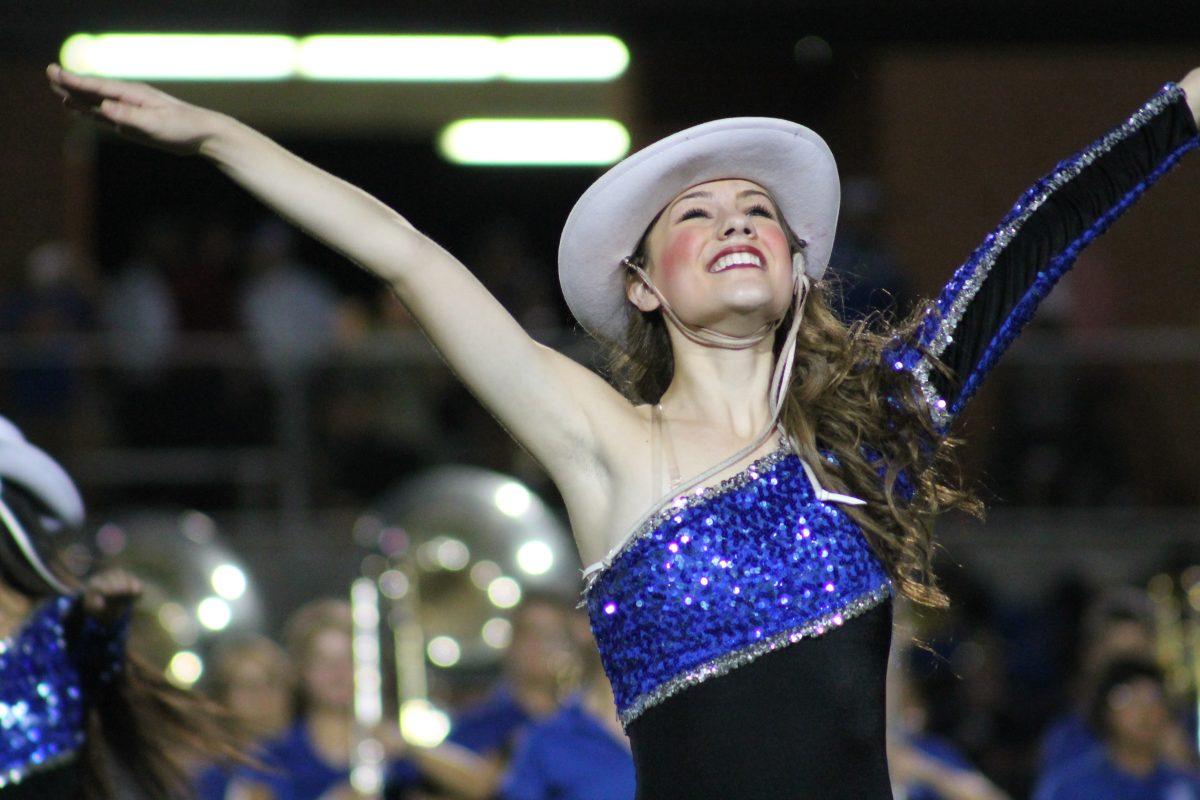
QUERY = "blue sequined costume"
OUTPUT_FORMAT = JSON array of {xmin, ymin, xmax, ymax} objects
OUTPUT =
[
  {"xmin": 582, "ymin": 84, "xmax": 1199, "ymax": 799},
  {"xmin": 0, "ymin": 596, "xmax": 128, "ymax": 796}
]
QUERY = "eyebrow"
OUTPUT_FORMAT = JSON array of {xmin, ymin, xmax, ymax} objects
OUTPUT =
[{"xmin": 670, "ymin": 188, "xmax": 773, "ymax": 211}]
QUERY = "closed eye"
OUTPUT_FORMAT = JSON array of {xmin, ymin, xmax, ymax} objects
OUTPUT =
[{"xmin": 676, "ymin": 202, "xmax": 776, "ymax": 222}]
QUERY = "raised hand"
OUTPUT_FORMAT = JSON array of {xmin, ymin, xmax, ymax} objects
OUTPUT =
[
  {"xmin": 82, "ymin": 567, "xmax": 144, "ymax": 625},
  {"xmin": 46, "ymin": 63, "xmax": 223, "ymax": 156}
]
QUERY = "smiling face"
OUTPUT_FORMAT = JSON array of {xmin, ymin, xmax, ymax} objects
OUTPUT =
[{"xmin": 628, "ymin": 178, "xmax": 797, "ymax": 337}]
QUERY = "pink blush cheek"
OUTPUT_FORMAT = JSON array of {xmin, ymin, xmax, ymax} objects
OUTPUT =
[
  {"xmin": 760, "ymin": 227, "xmax": 789, "ymax": 260},
  {"xmin": 657, "ymin": 229, "xmax": 706, "ymax": 277}
]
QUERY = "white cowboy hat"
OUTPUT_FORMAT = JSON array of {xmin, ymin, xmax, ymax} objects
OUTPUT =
[
  {"xmin": 0, "ymin": 416, "xmax": 85, "ymax": 594},
  {"xmin": 558, "ymin": 116, "xmax": 840, "ymax": 348}
]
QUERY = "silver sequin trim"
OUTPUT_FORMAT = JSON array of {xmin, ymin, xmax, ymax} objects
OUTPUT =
[
  {"xmin": 618, "ymin": 582, "xmax": 892, "ymax": 728},
  {"xmin": 0, "ymin": 747, "xmax": 80, "ymax": 788},
  {"xmin": 581, "ymin": 438, "xmax": 794, "ymax": 598},
  {"xmin": 914, "ymin": 84, "xmax": 1183, "ymax": 429}
]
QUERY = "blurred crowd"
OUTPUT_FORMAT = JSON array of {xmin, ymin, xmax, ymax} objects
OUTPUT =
[
  {"xmin": 184, "ymin": 591, "xmax": 635, "ymax": 800},
  {"xmin": 0, "ymin": 211, "xmax": 570, "ymax": 510},
  {"xmin": 157, "ymin": 577, "xmax": 1199, "ymax": 800}
]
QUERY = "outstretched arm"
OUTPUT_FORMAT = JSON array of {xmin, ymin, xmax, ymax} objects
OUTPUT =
[
  {"xmin": 890, "ymin": 70, "xmax": 1200, "ymax": 433},
  {"xmin": 46, "ymin": 65, "xmax": 626, "ymax": 511}
]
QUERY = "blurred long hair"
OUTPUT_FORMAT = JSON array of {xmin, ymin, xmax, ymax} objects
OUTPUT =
[{"xmin": 0, "ymin": 563, "xmax": 249, "ymax": 800}]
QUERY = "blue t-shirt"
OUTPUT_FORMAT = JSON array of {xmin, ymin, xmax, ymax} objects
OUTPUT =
[
  {"xmin": 498, "ymin": 693, "xmax": 635, "ymax": 800},
  {"xmin": 1034, "ymin": 748, "xmax": 1200, "ymax": 800},
  {"xmin": 193, "ymin": 764, "xmax": 234, "ymax": 800},
  {"xmin": 447, "ymin": 682, "xmax": 533, "ymax": 756},
  {"xmin": 1039, "ymin": 711, "xmax": 1102, "ymax": 777},
  {"xmin": 238, "ymin": 720, "xmax": 347, "ymax": 800}
]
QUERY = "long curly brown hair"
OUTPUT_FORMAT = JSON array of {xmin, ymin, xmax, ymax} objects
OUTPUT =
[{"xmin": 605, "ymin": 241, "xmax": 983, "ymax": 610}]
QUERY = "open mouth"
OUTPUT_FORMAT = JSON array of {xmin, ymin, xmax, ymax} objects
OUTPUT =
[{"xmin": 708, "ymin": 246, "xmax": 766, "ymax": 273}]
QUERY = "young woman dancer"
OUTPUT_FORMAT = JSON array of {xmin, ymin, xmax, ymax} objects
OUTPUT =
[{"xmin": 46, "ymin": 62, "xmax": 1200, "ymax": 798}]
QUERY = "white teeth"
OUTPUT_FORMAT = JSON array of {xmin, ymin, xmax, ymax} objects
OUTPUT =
[{"xmin": 709, "ymin": 252, "xmax": 764, "ymax": 272}]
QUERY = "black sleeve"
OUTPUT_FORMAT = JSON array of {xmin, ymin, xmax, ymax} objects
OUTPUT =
[{"xmin": 890, "ymin": 83, "xmax": 1199, "ymax": 432}]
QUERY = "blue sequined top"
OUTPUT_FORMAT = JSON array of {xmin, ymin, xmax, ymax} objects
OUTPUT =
[
  {"xmin": 582, "ymin": 82, "xmax": 1200, "ymax": 734},
  {"xmin": 0, "ymin": 595, "xmax": 128, "ymax": 791},
  {"xmin": 586, "ymin": 442, "xmax": 892, "ymax": 726}
]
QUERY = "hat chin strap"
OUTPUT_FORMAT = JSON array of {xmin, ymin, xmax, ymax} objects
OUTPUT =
[{"xmin": 621, "ymin": 256, "xmax": 817, "ymax": 497}]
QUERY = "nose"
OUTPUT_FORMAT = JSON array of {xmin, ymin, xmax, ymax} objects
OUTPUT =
[{"xmin": 720, "ymin": 210, "xmax": 756, "ymax": 238}]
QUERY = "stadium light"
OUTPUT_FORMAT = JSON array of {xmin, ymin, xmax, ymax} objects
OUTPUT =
[
  {"xmin": 439, "ymin": 119, "xmax": 630, "ymax": 166},
  {"xmin": 61, "ymin": 33, "xmax": 629, "ymax": 83}
]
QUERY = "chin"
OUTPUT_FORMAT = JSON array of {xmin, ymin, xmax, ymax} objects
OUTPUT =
[{"xmin": 713, "ymin": 290, "xmax": 789, "ymax": 321}]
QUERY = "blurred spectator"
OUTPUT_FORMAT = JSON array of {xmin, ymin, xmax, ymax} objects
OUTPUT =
[
  {"xmin": 101, "ymin": 214, "xmax": 184, "ymax": 445},
  {"xmin": 239, "ymin": 219, "xmax": 339, "ymax": 382},
  {"xmin": 318, "ymin": 288, "xmax": 449, "ymax": 502},
  {"xmin": 1038, "ymin": 588, "xmax": 1158, "ymax": 778},
  {"xmin": 102, "ymin": 215, "xmax": 183, "ymax": 380},
  {"xmin": 229, "ymin": 599, "xmax": 358, "ymax": 799},
  {"xmin": 171, "ymin": 214, "xmax": 240, "ymax": 334},
  {"xmin": 154, "ymin": 213, "xmax": 255, "ymax": 449},
  {"xmin": 0, "ymin": 240, "xmax": 99, "ymax": 453},
  {"xmin": 194, "ymin": 635, "xmax": 294, "ymax": 800},
  {"xmin": 497, "ymin": 608, "xmax": 634, "ymax": 800},
  {"xmin": 888, "ymin": 644, "xmax": 1010, "ymax": 800},
  {"xmin": 208, "ymin": 635, "xmax": 295, "ymax": 739},
  {"xmin": 988, "ymin": 250, "xmax": 1135, "ymax": 507},
  {"xmin": 905, "ymin": 562, "xmax": 1027, "ymax": 789},
  {"xmin": 1033, "ymin": 658, "xmax": 1200, "ymax": 800}
]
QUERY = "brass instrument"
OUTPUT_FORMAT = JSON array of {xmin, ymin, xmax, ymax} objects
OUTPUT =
[
  {"xmin": 87, "ymin": 509, "xmax": 264, "ymax": 687},
  {"xmin": 349, "ymin": 465, "xmax": 577, "ymax": 796}
]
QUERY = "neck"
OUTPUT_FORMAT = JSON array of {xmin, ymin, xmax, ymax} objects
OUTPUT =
[
  {"xmin": 1108, "ymin": 740, "xmax": 1160, "ymax": 777},
  {"xmin": 305, "ymin": 707, "xmax": 352, "ymax": 764},
  {"xmin": 661, "ymin": 333, "xmax": 778, "ymax": 438}
]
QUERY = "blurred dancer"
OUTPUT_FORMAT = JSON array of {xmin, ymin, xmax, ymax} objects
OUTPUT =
[
  {"xmin": 0, "ymin": 416, "xmax": 242, "ymax": 798},
  {"xmin": 46, "ymin": 62, "xmax": 1200, "ymax": 798}
]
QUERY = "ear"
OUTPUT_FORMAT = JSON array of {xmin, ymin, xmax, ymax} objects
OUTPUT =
[{"xmin": 626, "ymin": 272, "xmax": 662, "ymax": 313}]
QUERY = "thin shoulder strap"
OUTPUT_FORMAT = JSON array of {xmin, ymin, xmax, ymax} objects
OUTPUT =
[
  {"xmin": 658, "ymin": 405, "xmax": 682, "ymax": 490},
  {"xmin": 650, "ymin": 403, "xmax": 683, "ymax": 500}
]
